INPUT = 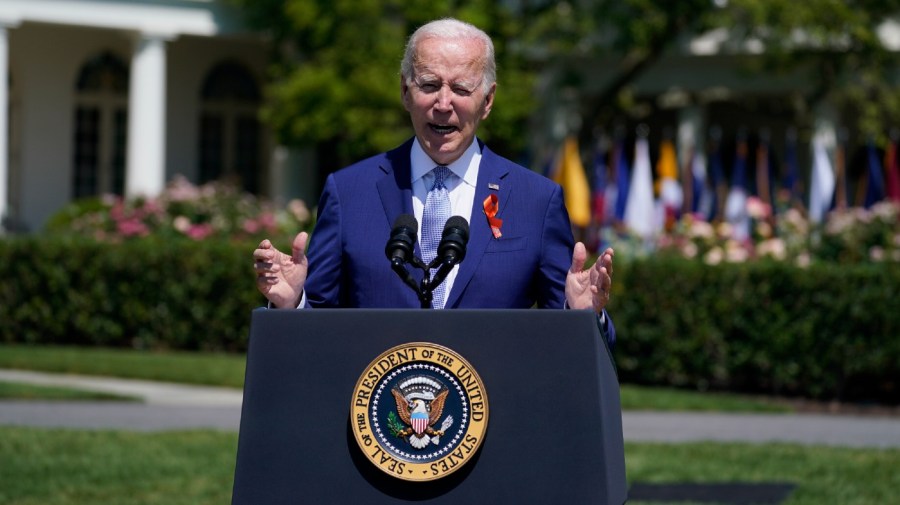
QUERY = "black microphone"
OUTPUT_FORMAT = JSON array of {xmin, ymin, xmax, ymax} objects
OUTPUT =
[
  {"xmin": 429, "ymin": 217, "xmax": 469, "ymax": 293},
  {"xmin": 436, "ymin": 216, "xmax": 469, "ymax": 267},
  {"xmin": 385, "ymin": 214, "xmax": 418, "ymax": 265}
]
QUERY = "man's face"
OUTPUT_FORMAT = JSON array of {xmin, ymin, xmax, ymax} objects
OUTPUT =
[{"xmin": 402, "ymin": 37, "xmax": 496, "ymax": 166}]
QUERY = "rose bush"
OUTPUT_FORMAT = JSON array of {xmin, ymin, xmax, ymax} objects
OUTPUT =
[{"xmin": 45, "ymin": 175, "xmax": 312, "ymax": 242}]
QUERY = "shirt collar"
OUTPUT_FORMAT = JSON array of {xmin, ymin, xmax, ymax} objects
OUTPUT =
[{"xmin": 410, "ymin": 138, "xmax": 481, "ymax": 188}]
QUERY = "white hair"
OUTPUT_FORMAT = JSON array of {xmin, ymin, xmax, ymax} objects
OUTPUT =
[{"xmin": 400, "ymin": 18, "xmax": 496, "ymax": 95}]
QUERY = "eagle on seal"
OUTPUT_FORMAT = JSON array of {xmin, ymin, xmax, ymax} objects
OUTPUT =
[{"xmin": 391, "ymin": 387, "xmax": 453, "ymax": 449}]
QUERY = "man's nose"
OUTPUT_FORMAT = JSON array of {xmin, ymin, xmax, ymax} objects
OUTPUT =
[{"xmin": 434, "ymin": 86, "xmax": 453, "ymax": 111}]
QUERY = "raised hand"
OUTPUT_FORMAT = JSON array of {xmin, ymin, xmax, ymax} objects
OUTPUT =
[
  {"xmin": 565, "ymin": 243, "xmax": 614, "ymax": 313},
  {"xmin": 253, "ymin": 232, "xmax": 309, "ymax": 309}
]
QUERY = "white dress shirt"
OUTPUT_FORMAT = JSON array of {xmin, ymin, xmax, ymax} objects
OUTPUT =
[{"xmin": 409, "ymin": 138, "xmax": 481, "ymax": 305}]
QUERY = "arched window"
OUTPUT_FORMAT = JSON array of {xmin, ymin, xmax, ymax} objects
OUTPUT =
[
  {"xmin": 73, "ymin": 51, "xmax": 129, "ymax": 198},
  {"xmin": 198, "ymin": 60, "xmax": 262, "ymax": 193}
]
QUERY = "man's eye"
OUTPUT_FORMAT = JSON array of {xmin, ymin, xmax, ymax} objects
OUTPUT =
[
  {"xmin": 419, "ymin": 83, "xmax": 440, "ymax": 92},
  {"xmin": 453, "ymin": 87, "xmax": 473, "ymax": 96}
]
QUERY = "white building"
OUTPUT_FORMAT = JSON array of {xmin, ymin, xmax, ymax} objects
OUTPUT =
[{"xmin": 0, "ymin": 0, "xmax": 314, "ymax": 232}]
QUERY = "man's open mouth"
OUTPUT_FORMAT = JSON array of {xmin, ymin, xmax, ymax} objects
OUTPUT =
[{"xmin": 429, "ymin": 123, "xmax": 458, "ymax": 134}]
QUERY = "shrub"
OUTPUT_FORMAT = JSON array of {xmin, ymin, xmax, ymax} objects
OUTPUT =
[
  {"xmin": 0, "ymin": 236, "xmax": 263, "ymax": 351},
  {"xmin": 608, "ymin": 256, "xmax": 900, "ymax": 403}
]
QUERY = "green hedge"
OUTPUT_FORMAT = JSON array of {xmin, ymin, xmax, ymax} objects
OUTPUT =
[
  {"xmin": 2, "ymin": 237, "xmax": 898, "ymax": 402},
  {"xmin": 608, "ymin": 256, "xmax": 900, "ymax": 403},
  {"xmin": 0, "ymin": 237, "xmax": 262, "ymax": 352}
]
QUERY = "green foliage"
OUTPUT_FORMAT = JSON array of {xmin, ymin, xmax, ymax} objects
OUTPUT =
[
  {"xmin": 387, "ymin": 411, "xmax": 405, "ymax": 437},
  {"xmin": 609, "ymin": 256, "xmax": 900, "ymax": 403},
  {"xmin": 228, "ymin": 0, "xmax": 900, "ymax": 158},
  {"xmin": 717, "ymin": 0, "xmax": 900, "ymax": 142},
  {"xmin": 227, "ymin": 0, "xmax": 536, "ymax": 165},
  {"xmin": 2, "ymin": 233, "xmax": 898, "ymax": 403},
  {"xmin": 0, "ymin": 236, "xmax": 264, "ymax": 352}
]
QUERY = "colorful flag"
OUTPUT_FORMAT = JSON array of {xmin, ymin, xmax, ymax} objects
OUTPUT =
[
  {"xmin": 591, "ymin": 140, "xmax": 609, "ymax": 225},
  {"xmin": 863, "ymin": 142, "xmax": 886, "ymax": 208},
  {"xmin": 553, "ymin": 136, "xmax": 592, "ymax": 227},
  {"xmin": 680, "ymin": 144, "xmax": 695, "ymax": 215},
  {"xmin": 834, "ymin": 138, "xmax": 848, "ymax": 210},
  {"xmin": 656, "ymin": 139, "xmax": 683, "ymax": 229},
  {"xmin": 885, "ymin": 138, "xmax": 900, "ymax": 203},
  {"xmin": 584, "ymin": 139, "xmax": 611, "ymax": 252},
  {"xmin": 613, "ymin": 139, "xmax": 631, "ymax": 222},
  {"xmin": 809, "ymin": 135, "xmax": 835, "ymax": 223},
  {"xmin": 707, "ymin": 138, "xmax": 726, "ymax": 222},
  {"xmin": 781, "ymin": 132, "xmax": 801, "ymax": 206},
  {"xmin": 691, "ymin": 147, "xmax": 711, "ymax": 218},
  {"xmin": 724, "ymin": 138, "xmax": 750, "ymax": 241},
  {"xmin": 755, "ymin": 137, "xmax": 773, "ymax": 209},
  {"xmin": 624, "ymin": 137, "xmax": 657, "ymax": 239}
]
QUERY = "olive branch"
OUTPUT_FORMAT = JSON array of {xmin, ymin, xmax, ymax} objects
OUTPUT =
[{"xmin": 387, "ymin": 411, "xmax": 405, "ymax": 437}]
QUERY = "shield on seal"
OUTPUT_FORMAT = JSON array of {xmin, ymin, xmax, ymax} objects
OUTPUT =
[{"xmin": 411, "ymin": 411, "xmax": 429, "ymax": 435}]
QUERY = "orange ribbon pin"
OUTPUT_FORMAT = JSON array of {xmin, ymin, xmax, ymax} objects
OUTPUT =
[{"xmin": 483, "ymin": 194, "xmax": 503, "ymax": 239}]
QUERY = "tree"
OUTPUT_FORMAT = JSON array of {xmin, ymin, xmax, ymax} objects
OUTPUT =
[
  {"xmin": 230, "ymin": 0, "xmax": 900, "ymax": 170},
  {"xmin": 517, "ymin": 0, "xmax": 900, "ymax": 144},
  {"xmin": 228, "ymin": 0, "xmax": 536, "ymax": 173}
]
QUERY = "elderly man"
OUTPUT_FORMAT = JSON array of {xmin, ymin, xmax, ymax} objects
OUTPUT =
[{"xmin": 253, "ymin": 18, "xmax": 616, "ymax": 346}]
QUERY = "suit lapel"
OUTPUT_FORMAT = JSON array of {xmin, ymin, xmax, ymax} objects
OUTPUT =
[
  {"xmin": 377, "ymin": 139, "xmax": 416, "ymax": 242},
  {"xmin": 376, "ymin": 140, "xmax": 426, "ymax": 305},
  {"xmin": 445, "ymin": 146, "xmax": 511, "ymax": 308}
]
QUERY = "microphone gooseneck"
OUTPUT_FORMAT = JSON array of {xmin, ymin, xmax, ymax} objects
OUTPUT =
[{"xmin": 384, "ymin": 215, "xmax": 469, "ymax": 309}]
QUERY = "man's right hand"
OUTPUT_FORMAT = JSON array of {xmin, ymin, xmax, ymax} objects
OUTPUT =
[{"xmin": 253, "ymin": 232, "xmax": 309, "ymax": 308}]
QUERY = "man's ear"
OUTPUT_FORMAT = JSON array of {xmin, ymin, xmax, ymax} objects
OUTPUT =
[
  {"xmin": 400, "ymin": 77, "xmax": 411, "ymax": 111},
  {"xmin": 481, "ymin": 82, "xmax": 497, "ymax": 119}
]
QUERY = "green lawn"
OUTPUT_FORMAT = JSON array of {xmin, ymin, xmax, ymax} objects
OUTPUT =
[
  {"xmin": 0, "ymin": 428, "xmax": 237, "ymax": 505},
  {"xmin": 626, "ymin": 442, "xmax": 900, "ymax": 505},
  {"xmin": 0, "ymin": 344, "xmax": 246, "ymax": 389},
  {"xmin": 0, "ymin": 343, "xmax": 792, "ymax": 412},
  {"xmin": 0, "ymin": 381, "xmax": 138, "ymax": 401},
  {"xmin": 0, "ymin": 427, "xmax": 897, "ymax": 505}
]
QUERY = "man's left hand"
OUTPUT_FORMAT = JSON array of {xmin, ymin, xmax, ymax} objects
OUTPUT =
[{"xmin": 565, "ymin": 243, "xmax": 614, "ymax": 313}]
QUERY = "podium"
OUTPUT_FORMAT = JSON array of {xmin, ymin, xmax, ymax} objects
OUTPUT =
[{"xmin": 232, "ymin": 309, "xmax": 627, "ymax": 504}]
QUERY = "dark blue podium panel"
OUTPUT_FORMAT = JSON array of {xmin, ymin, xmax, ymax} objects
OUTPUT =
[{"xmin": 232, "ymin": 309, "xmax": 626, "ymax": 504}]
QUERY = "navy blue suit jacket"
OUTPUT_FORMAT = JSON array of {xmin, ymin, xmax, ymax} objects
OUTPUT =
[{"xmin": 304, "ymin": 139, "xmax": 615, "ymax": 345}]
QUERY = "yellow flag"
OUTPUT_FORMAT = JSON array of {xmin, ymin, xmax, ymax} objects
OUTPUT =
[
  {"xmin": 655, "ymin": 139, "xmax": 678, "ymax": 195},
  {"xmin": 553, "ymin": 136, "xmax": 591, "ymax": 227}
]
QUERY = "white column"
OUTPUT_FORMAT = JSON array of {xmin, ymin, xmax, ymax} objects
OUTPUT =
[
  {"xmin": 125, "ymin": 34, "xmax": 169, "ymax": 197},
  {"xmin": 0, "ymin": 25, "xmax": 9, "ymax": 229}
]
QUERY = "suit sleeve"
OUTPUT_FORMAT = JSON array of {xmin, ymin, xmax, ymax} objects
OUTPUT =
[
  {"xmin": 542, "ymin": 183, "xmax": 617, "ymax": 350},
  {"xmin": 304, "ymin": 174, "xmax": 345, "ymax": 307},
  {"xmin": 536, "ymin": 184, "xmax": 574, "ymax": 309}
]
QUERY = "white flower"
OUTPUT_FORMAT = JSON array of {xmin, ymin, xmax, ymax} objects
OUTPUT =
[
  {"xmin": 682, "ymin": 242, "xmax": 699, "ymax": 259},
  {"xmin": 173, "ymin": 215, "xmax": 191, "ymax": 233},
  {"xmin": 704, "ymin": 247, "xmax": 724, "ymax": 265},
  {"xmin": 688, "ymin": 220, "xmax": 715, "ymax": 239},
  {"xmin": 757, "ymin": 238, "xmax": 786, "ymax": 260}
]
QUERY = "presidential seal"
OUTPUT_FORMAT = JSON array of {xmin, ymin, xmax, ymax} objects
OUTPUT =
[{"xmin": 350, "ymin": 342, "xmax": 489, "ymax": 482}]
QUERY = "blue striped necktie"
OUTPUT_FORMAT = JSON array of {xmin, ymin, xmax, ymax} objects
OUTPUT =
[{"xmin": 422, "ymin": 166, "xmax": 451, "ymax": 309}]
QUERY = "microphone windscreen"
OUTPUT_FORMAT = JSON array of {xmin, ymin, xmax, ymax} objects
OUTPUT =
[
  {"xmin": 393, "ymin": 214, "xmax": 418, "ymax": 235},
  {"xmin": 443, "ymin": 216, "xmax": 469, "ymax": 241}
]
